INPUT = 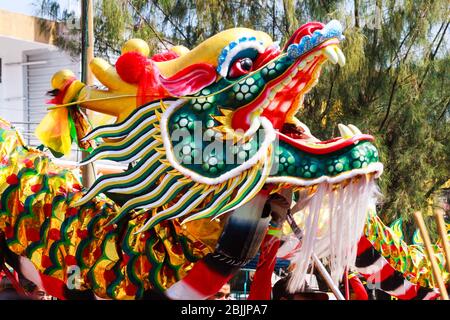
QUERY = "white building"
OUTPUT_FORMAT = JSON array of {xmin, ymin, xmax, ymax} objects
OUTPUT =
[{"xmin": 0, "ymin": 9, "xmax": 81, "ymax": 159}]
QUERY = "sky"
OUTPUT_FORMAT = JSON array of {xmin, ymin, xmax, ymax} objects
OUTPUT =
[{"xmin": 0, "ymin": 0, "xmax": 77, "ymax": 17}]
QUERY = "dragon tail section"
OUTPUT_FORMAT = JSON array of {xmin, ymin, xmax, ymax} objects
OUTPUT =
[{"xmin": 355, "ymin": 210, "xmax": 449, "ymax": 300}]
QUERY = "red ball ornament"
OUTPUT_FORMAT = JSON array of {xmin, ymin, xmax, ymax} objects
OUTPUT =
[{"xmin": 115, "ymin": 51, "xmax": 149, "ymax": 84}]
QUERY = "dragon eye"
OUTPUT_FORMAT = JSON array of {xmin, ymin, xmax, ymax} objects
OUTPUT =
[
  {"xmin": 240, "ymin": 58, "xmax": 253, "ymax": 71},
  {"xmin": 228, "ymin": 58, "xmax": 254, "ymax": 78}
]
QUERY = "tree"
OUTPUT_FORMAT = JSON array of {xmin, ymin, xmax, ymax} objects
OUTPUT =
[{"xmin": 35, "ymin": 0, "xmax": 449, "ymax": 240}]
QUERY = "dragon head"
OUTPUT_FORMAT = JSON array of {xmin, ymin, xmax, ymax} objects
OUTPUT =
[
  {"xmin": 47, "ymin": 20, "xmax": 383, "ymax": 292},
  {"xmin": 49, "ymin": 19, "xmax": 383, "ymax": 214}
]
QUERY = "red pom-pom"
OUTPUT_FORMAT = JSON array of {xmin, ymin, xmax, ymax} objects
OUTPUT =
[{"xmin": 115, "ymin": 52, "xmax": 148, "ymax": 84}]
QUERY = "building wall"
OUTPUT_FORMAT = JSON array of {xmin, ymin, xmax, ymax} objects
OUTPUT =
[
  {"xmin": 0, "ymin": 9, "xmax": 81, "ymax": 161},
  {"xmin": 0, "ymin": 37, "xmax": 50, "ymax": 130},
  {"xmin": 0, "ymin": 9, "xmax": 62, "ymax": 132},
  {"xmin": 0, "ymin": 9, "xmax": 56, "ymax": 45}
]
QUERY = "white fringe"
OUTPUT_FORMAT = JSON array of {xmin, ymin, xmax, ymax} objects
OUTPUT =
[{"xmin": 288, "ymin": 176, "xmax": 379, "ymax": 292}]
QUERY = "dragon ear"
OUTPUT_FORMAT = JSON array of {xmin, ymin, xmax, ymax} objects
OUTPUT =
[{"xmin": 159, "ymin": 63, "xmax": 217, "ymax": 97}]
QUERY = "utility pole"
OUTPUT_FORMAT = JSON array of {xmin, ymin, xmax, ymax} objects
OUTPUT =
[{"xmin": 80, "ymin": 0, "xmax": 96, "ymax": 188}]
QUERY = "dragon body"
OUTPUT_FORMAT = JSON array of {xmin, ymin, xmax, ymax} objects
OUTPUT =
[{"xmin": 0, "ymin": 20, "xmax": 447, "ymax": 299}]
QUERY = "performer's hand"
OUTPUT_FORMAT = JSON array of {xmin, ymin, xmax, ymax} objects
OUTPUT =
[{"xmin": 267, "ymin": 190, "xmax": 292, "ymax": 225}]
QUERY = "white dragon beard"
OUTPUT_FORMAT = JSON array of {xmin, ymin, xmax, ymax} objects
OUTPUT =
[{"xmin": 287, "ymin": 175, "xmax": 380, "ymax": 293}]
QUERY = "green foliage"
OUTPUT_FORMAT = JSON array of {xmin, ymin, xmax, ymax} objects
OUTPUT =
[{"xmin": 35, "ymin": 0, "xmax": 449, "ymax": 239}]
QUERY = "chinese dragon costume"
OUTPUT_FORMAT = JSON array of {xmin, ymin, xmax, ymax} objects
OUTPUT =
[{"xmin": 0, "ymin": 20, "xmax": 448, "ymax": 300}]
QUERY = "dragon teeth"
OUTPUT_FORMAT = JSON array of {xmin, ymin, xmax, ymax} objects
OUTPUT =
[
  {"xmin": 268, "ymin": 90, "xmax": 277, "ymax": 100},
  {"xmin": 335, "ymin": 47, "xmax": 346, "ymax": 66},
  {"xmin": 338, "ymin": 123, "xmax": 354, "ymax": 139},
  {"xmin": 323, "ymin": 46, "xmax": 339, "ymax": 64},
  {"xmin": 298, "ymin": 60, "xmax": 307, "ymax": 70},
  {"xmin": 261, "ymin": 99, "xmax": 270, "ymax": 109},
  {"xmin": 348, "ymin": 124, "xmax": 362, "ymax": 135},
  {"xmin": 282, "ymin": 75, "xmax": 293, "ymax": 86},
  {"xmin": 322, "ymin": 45, "xmax": 346, "ymax": 66}
]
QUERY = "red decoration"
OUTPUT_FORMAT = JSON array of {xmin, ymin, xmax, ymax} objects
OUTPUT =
[
  {"xmin": 31, "ymin": 184, "xmax": 42, "ymax": 193},
  {"xmin": 43, "ymin": 203, "xmax": 53, "ymax": 218},
  {"xmin": 64, "ymin": 255, "xmax": 77, "ymax": 266},
  {"xmin": 23, "ymin": 159, "xmax": 33, "ymax": 168},
  {"xmin": 48, "ymin": 228, "xmax": 61, "ymax": 241},
  {"xmin": 277, "ymin": 132, "xmax": 374, "ymax": 155},
  {"xmin": 4, "ymin": 225, "xmax": 14, "ymax": 239},
  {"xmin": 76, "ymin": 229, "xmax": 89, "ymax": 239},
  {"xmin": 93, "ymin": 247, "xmax": 102, "ymax": 260},
  {"xmin": 136, "ymin": 61, "xmax": 170, "ymax": 107},
  {"xmin": 47, "ymin": 77, "xmax": 76, "ymax": 105},
  {"xmin": 151, "ymin": 50, "xmax": 179, "ymax": 62},
  {"xmin": 72, "ymin": 184, "xmax": 82, "ymax": 192},
  {"xmin": 26, "ymin": 228, "xmax": 41, "ymax": 242},
  {"xmin": 248, "ymin": 233, "xmax": 281, "ymax": 300},
  {"xmin": 82, "ymin": 246, "xmax": 92, "ymax": 259},
  {"xmin": 57, "ymin": 186, "xmax": 67, "ymax": 196},
  {"xmin": 171, "ymin": 243, "xmax": 183, "ymax": 255},
  {"xmin": 139, "ymin": 231, "xmax": 151, "ymax": 242},
  {"xmin": 159, "ymin": 63, "xmax": 217, "ymax": 96},
  {"xmin": 40, "ymin": 274, "xmax": 67, "ymax": 300},
  {"xmin": 16, "ymin": 201, "xmax": 25, "ymax": 213},
  {"xmin": 41, "ymin": 255, "xmax": 53, "ymax": 269},
  {"xmin": 183, "ymin": 260, "xmax": 233, "ymax": 297},
  {"xmin": 116, "ymin": 52, "xmax": 149, "ymax": 84},
  {"xmin": 104, "ymin": 224, "xmax": 116, "ymax": 232},
  {"xmin": 122, "ymin": 254, "xmax": 130, "ymax": 266},
  {"xmin": 0, "ymin": 156, "xmax": 8, "ymax": 165},
  {"xmin": 153, "ymin": 241, "xmax": 165, "ymax": 253},
  {"xmin": 6, "ymin": 174, "xmax": 19, "ymax": 185},
  {"xmin": 253, "ymin": 45, "xmax": 281, "ymax": 70},
  {"xmin": 103, "ymin": 269, "xmax": 116, "ymax": 283},
  {"xmin": 125, "ymin": 283, "xmax": 138, "ymax": 296},
  {"xmin": 283, "ymin": 22, "xmax": 325, "ymax": 50},
  {"xmin": 143, "ymin": 258, "xmax": 152, "ymax": 273},
  {"xmin": 65, "ymin": 207, "xmax": 78, "ymax": 218}
]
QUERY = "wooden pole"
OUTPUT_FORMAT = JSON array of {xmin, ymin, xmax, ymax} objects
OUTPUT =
[
  {"xmin": 80, "ymin": 0, "xmax": 96, "ymax": 188},
  {"xmin": 312, "ymin": 254, "xmax": 345, "ymax": 300},
  {"xmin": 434, "ymin": 208, "xmax": 450, "ymax": 274},
  {"xmin": 344, "ymin": 267, "xmax": 350, "ymax": 300},
  {"xmin": 413, "ymin": 211, "xmax": 449, "ymax": 300},
  {"xmin": 86, "ymin": 0, "xmax": 94, "ymax": 86}
]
